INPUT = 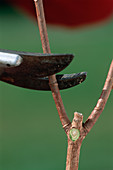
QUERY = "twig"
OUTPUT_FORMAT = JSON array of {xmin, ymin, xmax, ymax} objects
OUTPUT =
[
  {"xmin": 84, "ymin": 60, "xmax": 113, "ymax": 135},
  {"xmin": 33, "ymin": 0, "xmax": 71, "ymax": 130}
]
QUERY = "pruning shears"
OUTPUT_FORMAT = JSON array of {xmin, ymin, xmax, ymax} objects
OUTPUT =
[{"xmin": 0, "ymin": 49, "xmax": 87, "ymax": 90}]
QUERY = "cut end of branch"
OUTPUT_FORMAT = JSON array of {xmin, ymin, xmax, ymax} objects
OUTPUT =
[
  {"xmin": 74, "ymin": 112, "xmax": 83, "ymax": 119},
  {"xmin": 72, "ymin": 112, "xmax": 83, "ymax": 129}
]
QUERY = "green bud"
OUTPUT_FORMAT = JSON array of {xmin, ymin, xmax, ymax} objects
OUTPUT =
[{"xmin": 69, "ymin": 128, "xmax": 80, "ymax": 141}]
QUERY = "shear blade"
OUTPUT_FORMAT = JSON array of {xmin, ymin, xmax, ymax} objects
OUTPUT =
[
  {"xmin": 0, "ymin": 49, "xmax": 74, "ymax": 77},
  {"xmin": 38, "ymin": 72, "xmax": 87, "ymax": 90},
  {"xmin": 0, "ymin": 72, "xmax": 87, "ymax": 91}
]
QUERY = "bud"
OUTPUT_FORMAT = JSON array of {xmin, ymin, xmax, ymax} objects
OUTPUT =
[{"xmin": 69, "ymin": 128, "xmax": 80, "ymax": 141}]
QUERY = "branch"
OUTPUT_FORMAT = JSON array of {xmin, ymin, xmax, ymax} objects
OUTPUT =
[
  {"xmin": 33, "ymin": 0, "xmax": 71, "ymax": 131},
  {"xmin": 65, "ymin": 61, "xmax": 113, "ymax": 170},
  {"xmin": 66, "ymin": 112, "xmax": 83, "ymax": 170},
  {"xmin": 84, "ymin": 60, "xmax": 113, "ymax": 135}
]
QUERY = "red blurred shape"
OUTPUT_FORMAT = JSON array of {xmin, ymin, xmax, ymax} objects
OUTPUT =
[{"xmin": 6, "ymin": 0, "xmax": 113, "ymax": 27}]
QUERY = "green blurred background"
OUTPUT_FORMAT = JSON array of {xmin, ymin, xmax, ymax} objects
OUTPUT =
[{"xmin": 0, "ymin": 4, "xmax": 113, "ymax": 170}]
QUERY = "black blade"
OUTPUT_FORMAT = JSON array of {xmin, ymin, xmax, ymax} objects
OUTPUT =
[
  {"xmin": 0, "ymin": 49, "xmax": 74, "ymax": 77},
  {"xmin": 0, "ymin": 72, "xmax": 87, "ymax": 91},
  {"xmin": 56, "ymin": 72, "xmax": 87, "ymax": 90}
]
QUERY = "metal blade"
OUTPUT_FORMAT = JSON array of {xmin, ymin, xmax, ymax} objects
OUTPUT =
[
  {"xmin": 0, "ymin": 49, "xmax": 74, "ymax": 77},
  {"xmin": 0, "ymin": 72, "xmax": 87, "ymax": 91}
]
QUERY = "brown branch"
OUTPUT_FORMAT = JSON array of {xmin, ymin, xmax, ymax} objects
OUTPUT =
[
  {"xmin": 84, "ymin": 60, "xmax": 113, "ymax": 135},
  {"xmin": 33, "ymin": 0, "xmax": 71, "ymax": 130},
  {"xmin": 66, "ymin": 112, "xmax": 83, "ymax": 170}
]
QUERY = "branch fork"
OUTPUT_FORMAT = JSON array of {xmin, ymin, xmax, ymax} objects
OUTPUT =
[{"xmin": 33, "ymin": 0, "xmax": 113, "ymax": 169}]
